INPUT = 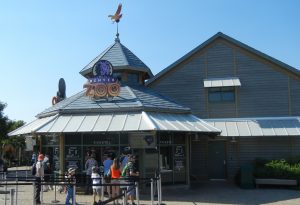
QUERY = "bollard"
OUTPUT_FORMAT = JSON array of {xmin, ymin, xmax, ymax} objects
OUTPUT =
[
  {"xmin": 10, "ymin": 189, "xmax": 15, "ymax": 205},
  {"xmin": 135, "ymin": 181, "xmax": 140, "ymax": 205},
  {"xmin": 151, "ymin": 178, "xmax": 154, "ymax": 205}
]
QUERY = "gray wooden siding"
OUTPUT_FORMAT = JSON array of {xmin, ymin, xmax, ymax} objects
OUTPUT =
[
  {"xmin": 151, "ymin": 54, "xmax": 208, "ymax": 118},
  {"xmin": 206, "ymin": 42, "xmax": 235, "ymax": 77},
  {"xmin": 236, "ymin": 52, "xmax": 289, "ymax": 117},
  {"xmin": 190, "ymin": 137, "xmax": 208, "ymax": 179},
  {"xmin": 150, "ymin": 39, "xmax": 299, "ymax": 118},
  {"xmin": 226, "ymin": 141, "xmax": 239, "ymax": 179},
  {"xmin": 290, "ymin": 77, "xmax": 300, "ymax": 115}
]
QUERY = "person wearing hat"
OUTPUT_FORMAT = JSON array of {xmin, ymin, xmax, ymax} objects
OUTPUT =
[
  {"xmin": 85, "ymin": 153, "xmax": 98, "ymax": 195},
  {"xmin": 35, "ymin": 154, "xmax": 45, "ymax": 205},
  {"xmin": 65, "ymin": 167, "xmax": 76, "ymax": 205}
]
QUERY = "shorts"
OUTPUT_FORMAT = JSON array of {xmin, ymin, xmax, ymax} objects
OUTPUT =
[
  {"xmin": 93, "ymin": 187, "xmax": 101, "ymax": 195},
  {"xmin": 127, "ymin": 184, "xmax": 135, "ymax": 196}
]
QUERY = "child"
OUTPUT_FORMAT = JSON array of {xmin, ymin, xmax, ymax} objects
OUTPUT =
[
  {"xmin": 65, "ymin": 168, "xmax": 76, "ymax": 205},
  {"xmin": 91, "ymin": 166, "xmax": 102, "ymax": 205}
]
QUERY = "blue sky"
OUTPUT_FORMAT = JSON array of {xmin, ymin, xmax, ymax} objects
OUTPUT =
[{"xmin": 0, "ymin": 0, "xmax": 300, "ymax": 123}]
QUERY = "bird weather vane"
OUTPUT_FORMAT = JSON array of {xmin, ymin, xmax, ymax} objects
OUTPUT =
[{"xmin": 108, "ymin": 3, "xmax": 123, "ymax": 38}]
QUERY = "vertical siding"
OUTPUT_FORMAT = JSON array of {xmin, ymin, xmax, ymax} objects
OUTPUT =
[
  {"xmin": 290, "ymin": 77, "xmax": 300, "ymax": 115},
  {"xmin": 226, "ymin": 141, "xmax": 239, "ymax": 179},
  {"xmin": 206, "ymin": 42, "xmax": 235, "ymax": 77},
  {"xmin": 190, "ymin": 137, "xmax": 208, "ymax": 179},
  {"xmin": 236, "ymin": 52, "xmax": 290, "ymax": 117},
  {"xmin": 150, "ymin": 53, "xmax": 208, "ymax": 118}
]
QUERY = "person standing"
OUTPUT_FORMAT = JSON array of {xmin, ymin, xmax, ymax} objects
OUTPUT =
[
  {"xmin": 91, "ymin": 166, "xmax": 102, "ymax": 205},
  {"xmin": 85, "ymin": 153, "xmax": 98, "ymax": 195},
  {"xmin": 31, "ymin": 152, "xmax": 37, "ymax": 165},
  {"xmin": 110, "ymin": 158, "xmax": 121, "ymax": 205},
  {"xmin": 65, "ymin": 168, "xmax": 76, "ymax": 205},
  {"xmin": 43, "ymin": 154, "xmax": 52, "ymax": 191},
  {"xmin": 124, "ymin": 155, "xmax": 139, "ymax": 205},
  {"xmin": 103, "ymin": 154, "xmax": 113, "ymax": 198},
  {"xmin": 35, "ymin": 154, "xmax": 44, "ymax": 205}
]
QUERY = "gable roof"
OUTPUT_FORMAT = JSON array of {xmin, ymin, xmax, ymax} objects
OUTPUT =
[
  {"xmin": 80, "ymin": 37, "xmax": 153, "ymax": 78},
  {"xmin": 146, "ymin": 32, "xmax": 300, "ymax": 86},
  {"xmin": 36, "ymin": 85, "xmax": 190, "ymax": 118}
]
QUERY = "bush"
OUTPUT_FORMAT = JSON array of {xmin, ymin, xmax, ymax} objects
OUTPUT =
[{"xmin": 254, "ymin": 158, "xmax": 300, "ymax": 180}]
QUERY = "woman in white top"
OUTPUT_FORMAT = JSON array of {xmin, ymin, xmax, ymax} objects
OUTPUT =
[{"xmin": 91, "ymin": 166, "xmax": 102, "ymax": 205}]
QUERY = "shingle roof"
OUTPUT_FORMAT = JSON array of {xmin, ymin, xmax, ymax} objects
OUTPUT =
[
  {"xmin": 146, "ymin": 32, "xmax": 300, "ymax": 86},
  {"xmin": 36, "ymin": 85, "xmax": 190, "ymax": 118},
  {"xmin": 80, "ymin": 38, "xmax": 153, "ymax": 78}
]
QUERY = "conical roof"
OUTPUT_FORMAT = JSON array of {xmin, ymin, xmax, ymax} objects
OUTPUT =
[
  {"xmin": 80, "ymin": 37, "xmax": 153, "ymax": 78},
  {"xmin": 36, "ymin": 85, "xmax": 190, "ymax": 117}
]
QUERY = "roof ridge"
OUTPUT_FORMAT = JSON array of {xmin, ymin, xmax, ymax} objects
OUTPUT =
[{"xmin": 146, "ymin": 32, "xmax": 300, "ymax": 86}]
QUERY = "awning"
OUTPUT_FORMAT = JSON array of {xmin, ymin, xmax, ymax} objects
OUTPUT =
[
  {"xmin": 203, "ymin": 77, "xmax": 241, "ymax": 88},
  {"xmin": 30, "ymin": 111, "xmax": 220, "ymax": 134},
  {"xmin": 8, "ymin": 115, "xmax": 57, "ymax": 136},
  {"xmin": 206, "ymin": 117, "xmax": 300, "ymax": 137}
]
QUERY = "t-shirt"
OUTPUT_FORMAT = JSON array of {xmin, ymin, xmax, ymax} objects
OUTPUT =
[
  {"xmin": 91, "ymin": 172, "xmax": 101, "ymax": 190},
  {"xmin": 103, "ymin": 159, "xmax": 113, "ymax": 175},
  {"xmin": 35, "ymin": 161, "xmax": 44, "ymax": 177},
  {"xmin": 85, "ymin": 158, "xmax": 98, "ymax": 175},
  {"xmin": 110, "ymin": 166, "xmax": 121, "ymax": 179}
]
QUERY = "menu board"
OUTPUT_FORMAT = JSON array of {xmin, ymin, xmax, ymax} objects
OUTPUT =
[
  {"xmin": 65, "ymin": 146, "xmax": 82, "ymax": 170},
  {"xmin": 174, "ymin": 145, "xmax": 185, "ymax": 172},
  {"xmin": 53, "ymin": 147, "xmax": 60, "ymax": 171}
]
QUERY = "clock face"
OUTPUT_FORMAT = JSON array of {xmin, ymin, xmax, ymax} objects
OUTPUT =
[{"xmin": 92, "ymin": 60, "xmax": 113, "ymax": 77}]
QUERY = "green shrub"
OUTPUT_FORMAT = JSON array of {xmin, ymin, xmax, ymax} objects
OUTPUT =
[{"xmin": 253, "ymin": 158, "xmax": 300, "ymax": 180}]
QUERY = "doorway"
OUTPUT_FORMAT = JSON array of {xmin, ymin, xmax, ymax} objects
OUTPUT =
[{"xmin": 208, "ymin": 140, "xmax": 226, "ymax": 179}]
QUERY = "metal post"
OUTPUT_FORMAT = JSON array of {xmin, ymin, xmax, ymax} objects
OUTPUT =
[
  {"xmin": 101, "ymin": 176, "xmax": 104, "ymax": 201},
  {"xmin": 40, "ymin": 180, "xmax": 43, "ymax": 205},
  {"xmin": 32, "ymin": 182, "xmax": 36, "ymax": 205},
  {"xmin": 151, "ymin": 178, "xmax": 154, "ymax": 205},
  {"xmin": 123, "ymin": 187, "xmax": 127, "ymax": 205},
  {"xmin": 15, "ymin": 178, "xmax": 18, "ymax": 205},
  {"xmin": 72, "ymin": 180, "xmax": 76, "ymax": 205},
  {"xmin": 10, "ymin": 189, "xmax": 15, "ymax": 205},
  {"xmin": 135, "ymin": 181, "xmax": 140, "ymax": 205},
  {"xmin": 5, "ymin": 182, "xmax": 8, "ymax": 205},
  {"xmin": 157, "ymin": 176, "xmax": 161, "ymax": 205},
  {"xmin": 51, "ymin": 179, "xmax": 59, "ymax": 203}
]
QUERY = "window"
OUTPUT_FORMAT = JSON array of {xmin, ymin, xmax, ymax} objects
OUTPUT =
[
  {"xmin": 127, "ymin": 73, "xmax": 139, "ymax": 84},
  {"xmin": 208, "ymin": 86, "xmax": 235, "ymax": 102}
]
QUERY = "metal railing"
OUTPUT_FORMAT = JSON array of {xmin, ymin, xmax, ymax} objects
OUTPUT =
[{"xmin": 0, "ymin": 169, "xmax": 164, "ymax": 205}]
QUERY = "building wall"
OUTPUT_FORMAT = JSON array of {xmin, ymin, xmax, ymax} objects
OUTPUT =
[
  {"xmin": 149, "ymin": 39, "xmax": 300, "ymax": 118},
  {"xmin": 148, "ymin": 36, "xmax": 300, "ymax": 180}
]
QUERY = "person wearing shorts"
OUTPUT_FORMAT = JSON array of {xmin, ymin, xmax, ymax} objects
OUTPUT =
[{"xmin": 91, "ymin": 166, "xmax": 102, "ymax": 205}]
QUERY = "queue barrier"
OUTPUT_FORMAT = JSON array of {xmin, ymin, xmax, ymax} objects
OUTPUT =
[{"xmin": 0, "ymin": 169, "xmax": 165, "ymax": 205}]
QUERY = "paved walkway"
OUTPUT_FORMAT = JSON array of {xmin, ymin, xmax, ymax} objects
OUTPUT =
[{"xmin": 1, "ymin": 167, "xmax": 300, "ymax": 205}]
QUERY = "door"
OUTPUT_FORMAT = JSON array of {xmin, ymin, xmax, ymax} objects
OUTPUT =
[{"xmin": 208, "ymin": 141, "xmax": 226, "ymax": 179}]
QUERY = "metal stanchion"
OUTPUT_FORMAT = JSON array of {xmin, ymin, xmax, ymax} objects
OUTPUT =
[
  {"xmin": 5, "ymin": 181, "xmax": 8, "ymax": 205},
  {"xmin": 15, "ymin": 178, "xmax": 18, "ymax": 205},
  {"xmin": 123, "ymin": 187, "xmax": 127, "ymax": 205},
  {"xmin": 40, "ymin": 179, "xmax": 43, "ymax": 205},
  {"xmin": 136, "ymin": 181, "xmax": 140, "ymax": 205},
  {"xmin": 101, "ymin": 176, "xmax": 104, "ymax": 201},
  {"xmin": 151, "ymin": 178, "xmax": 154, "ymax": 205},
  {"xmin": 51, "ymin": 178, "xmax": 59, "ymax": 203},
  {"xmin": 157, "ymin": 176, "xmax": 161, "ymax": 205},
  {"xmin": 72, "ymin": 178, "xmax": 76, "ymax": 205},
  {"xmin": 10, "ymin": 189, "xmax": 15, "ymax": 205},
  {"xmin": 32, "ymin": 181, "xmax": 36, "ymax": 205}
]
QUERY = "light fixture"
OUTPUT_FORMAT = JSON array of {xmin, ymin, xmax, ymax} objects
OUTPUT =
[{"xmin": 230, "ymin": 136, "xmax": 237, "ymax": 143}]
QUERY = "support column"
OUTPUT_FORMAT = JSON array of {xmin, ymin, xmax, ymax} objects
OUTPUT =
[{"xmin": 59, "ymin": 133, "xmax": 65, "ymax": 175}]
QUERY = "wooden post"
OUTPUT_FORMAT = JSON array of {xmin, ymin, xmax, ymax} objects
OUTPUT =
[{"xmin": 59, "ymin": 133, "xmax": 65, "ymax": 175}]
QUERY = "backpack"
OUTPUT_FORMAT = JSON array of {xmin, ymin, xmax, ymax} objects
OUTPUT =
[
  {"xmin": 121, "ymin": 164, "xmax": 129, "ymax": 177},
  {"xmin": 31, "ymin": 163, "xmax": 37, "ymax": 176}
]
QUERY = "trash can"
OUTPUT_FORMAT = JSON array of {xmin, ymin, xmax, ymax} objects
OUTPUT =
[{"xmin": 240, "ymin": 164, "xmax": 254, "ymax": 189}]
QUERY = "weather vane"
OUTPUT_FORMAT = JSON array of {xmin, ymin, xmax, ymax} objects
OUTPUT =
[{"xmin": 108, "ymin": 3, "xmax": 123, "ymax": 38}]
